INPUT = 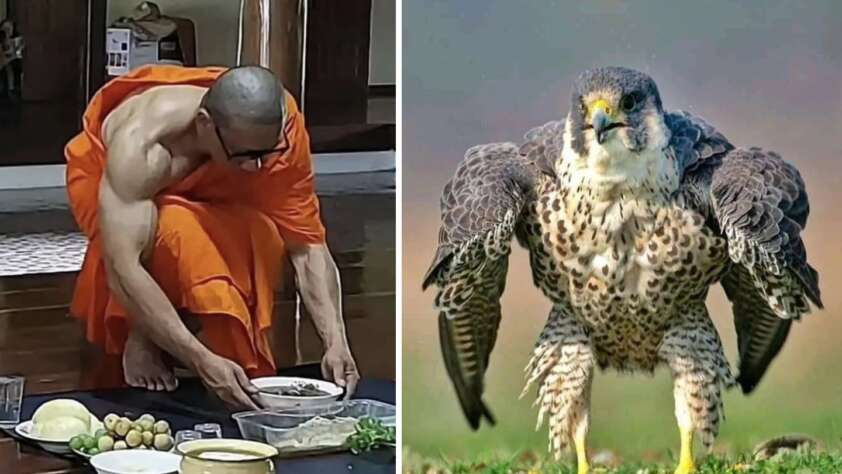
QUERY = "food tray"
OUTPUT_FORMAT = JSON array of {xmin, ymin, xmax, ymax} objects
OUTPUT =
[{"xmin": 232, "ymin": 399, "xmax": 395, "ymax": 457}]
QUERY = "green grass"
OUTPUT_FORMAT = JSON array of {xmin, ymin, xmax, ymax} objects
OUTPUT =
[
  {"xmin": 403, "ymin": 276, "xmax": 842, "ymax": 473},
  {"xmin": 402, "ymin": 325, "xmax": 842, "ymax": 462},
  {"xmin": 403, "ymin": 346, "xmax": 842, "ymax": 473},
  {"xmin": 403, "ymin": 447, "xmax": 842, "ymax": 473},
  {"xmin": 403, "ymin": 349, "xmax": 842, "ymax": 460}
]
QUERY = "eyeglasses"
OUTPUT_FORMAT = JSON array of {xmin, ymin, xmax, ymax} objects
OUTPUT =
[{"xmin": 213, "ymin": 122, "xmax": 290, "ymax": 169}]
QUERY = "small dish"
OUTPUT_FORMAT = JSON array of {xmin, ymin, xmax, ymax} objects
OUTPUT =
[
  {"xmin": 90, "ymin": 450, "xmax": 181, "ymax": 474},
  {"xmin": 250, "ymin": 377, "xmax": 342, "ymax": 409}
]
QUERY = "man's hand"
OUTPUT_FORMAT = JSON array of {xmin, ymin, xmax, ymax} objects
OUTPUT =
[
  {"xmin": 288, "ymin": 244, "xmax": 359, "ymax": 399},
  {"xmin": 321, "ymin": 343, "xmax": 360, "ymax": 400},
  {"xmin": 195, "ymin": 353, "xmax": 260, "ymax": 410}
]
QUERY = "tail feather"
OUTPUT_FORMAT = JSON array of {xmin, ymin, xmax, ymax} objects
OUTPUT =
[
  {"xmin": 737, "ymin": 317, "xmax": 791, "ymax": 394},
  {"xmin": 438, "ymin": 313, "xmax": 495, "ymax": 429}
]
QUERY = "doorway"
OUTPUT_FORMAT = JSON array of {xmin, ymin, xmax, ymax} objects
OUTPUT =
[{"xmin": 0, "ymin": 0, "xmax": 105, "ymax": 167}]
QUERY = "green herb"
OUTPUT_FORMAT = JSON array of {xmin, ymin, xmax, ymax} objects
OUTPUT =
[{"xmin": 347, "ymin": 417, "xmax": 395, "ymax": 454}]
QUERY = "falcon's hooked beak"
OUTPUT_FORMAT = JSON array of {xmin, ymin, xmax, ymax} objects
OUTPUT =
[
  {"xmin": 592, "ymin": 109, "xmax": 610, "ymax": 144},
  {"xmin": 588, "ymin": 98, "xmax": 623, "ymax": 144}
]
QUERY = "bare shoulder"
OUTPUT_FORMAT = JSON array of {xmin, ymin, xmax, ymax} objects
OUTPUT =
[
  {"xmin": 103, "ymin": 137, "xmax": 172, "ymax": 202},
  {"xmin": 102, "ymin": 85, "xmax": 205, "ymax": 144},
  {"xmin": 101, "ymin": 85, "xmax": 205, "ymax": 201},
  {"xmin": 144, "ymin": 85, "xmax": 207, "ymax": 122}
]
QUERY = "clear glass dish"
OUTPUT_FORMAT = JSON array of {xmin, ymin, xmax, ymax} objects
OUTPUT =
[{"xmin": 232, "ymin": 399, "xmax": 395, "ymax": 457}]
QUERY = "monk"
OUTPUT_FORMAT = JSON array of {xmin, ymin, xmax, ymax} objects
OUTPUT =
[{"xmin": 65, "ymin": 64, "xmax": 359, "ymax": 409}]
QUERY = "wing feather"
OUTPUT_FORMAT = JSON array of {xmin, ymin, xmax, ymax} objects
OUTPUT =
[
  {"xmin": 721, "ymin": 265, "xmax": 792, "ymax": 393},
  {"xmin": 675, "ymin": 114, "xmax": 822, "ymax": 393},
  {"xmin": 424, "ymin": 126, "xmax": 559, "ymax": 428}
]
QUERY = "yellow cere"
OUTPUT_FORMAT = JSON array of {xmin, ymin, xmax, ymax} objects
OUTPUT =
[{"xmin": 588, "ymin": 98, "xmax": 614, "ymax": 118}]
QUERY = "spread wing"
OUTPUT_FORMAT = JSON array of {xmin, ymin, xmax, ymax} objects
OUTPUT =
[
  {"xmin": 423, "ymin": 124, "xmax": 560, "ymax": 429},
  {"xmin": 673, "ymin": 111, "xmax": 823, "ymax": 394}
]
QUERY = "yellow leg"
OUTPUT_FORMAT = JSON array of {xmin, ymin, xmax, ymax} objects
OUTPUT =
[
  {"xmin": 674, "ymin": 425, "xmax": 696, "ymax": 474},
  {"xmin": 574, "ymin": 425, "xmax": 589, "ymax": 474}
]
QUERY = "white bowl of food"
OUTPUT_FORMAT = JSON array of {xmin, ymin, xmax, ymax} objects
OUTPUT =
[
  {"xmin": 89, "ymin": 449, "xmax": 181, "ymax": 474},
  {"xmin": 251, "ymin": 377, "xmax": 343, "ymax": 409}
]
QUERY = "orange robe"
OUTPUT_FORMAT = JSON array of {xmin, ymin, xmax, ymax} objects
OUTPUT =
[{"xmin": 65, "ymin": 65, "xmax": 326, "ymax": 379}]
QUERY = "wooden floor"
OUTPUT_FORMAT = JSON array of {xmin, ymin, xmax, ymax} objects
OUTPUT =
[{"xmin": 0, "ymin": 193, "xmax": 395, "ymax": 395}]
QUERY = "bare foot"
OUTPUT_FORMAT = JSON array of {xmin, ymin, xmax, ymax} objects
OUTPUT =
[{"xmin": 123, "ymin": 331, "xmax": 179, "ymax": 392}]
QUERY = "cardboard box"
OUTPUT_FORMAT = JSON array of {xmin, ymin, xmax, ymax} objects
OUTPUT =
[{"xmin": 106, "ymin": 27, "xmax": 185, "ymax": 76}]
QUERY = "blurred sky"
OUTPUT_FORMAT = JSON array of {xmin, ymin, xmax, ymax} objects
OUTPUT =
[
  {"xmin": 405, "ymin": 0, "xmax": 842, "ymax": 208},
  {"xmin": 403, "ymin": 0, "xmax": 842, "ymax": 459}
]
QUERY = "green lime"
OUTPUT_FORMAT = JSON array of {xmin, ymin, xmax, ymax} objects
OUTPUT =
[
  {"xmin": 94, "ymin": 429, "xmax": 108, "ymax": 439},
  {"xmin": 87, "ymin": 448, "xmax": 100, "ymax": 456},
  {"xmin": 83, "ymin": 436, "xmax": 97, "ymax": 450},
  {"xmin": 97, "ymin": 435, "xmax": 115, "ymax": 452},
  {"xmin": 69, "ymin": 436, "xmax": 84, "ymax": 451}
]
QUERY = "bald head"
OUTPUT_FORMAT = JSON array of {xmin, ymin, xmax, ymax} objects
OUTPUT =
[{"xmin": 202, "ymin": 65, "xmax": 286, "ymax": 133}]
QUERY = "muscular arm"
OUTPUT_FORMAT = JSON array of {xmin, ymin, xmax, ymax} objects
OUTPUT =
[
  {"xmin": 288, "ymin": 243, "xmax": 345, "ymax": 346},
  {"xmin": 288, "ymin": 242, "xmax": 359, "ymax": 395},
  {"xmin": 98, "ymin": 137, "xmax": 211, "ymax": 368}
]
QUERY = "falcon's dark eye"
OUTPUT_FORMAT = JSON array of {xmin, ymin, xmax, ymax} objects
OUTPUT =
[{"xmin": 620, "ymin": 92, "xmax": 643, "ymax": 112}]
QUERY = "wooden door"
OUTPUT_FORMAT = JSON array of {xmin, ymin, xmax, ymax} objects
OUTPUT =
[
  {"xmin": 304, "ymin": 0, "xmax": 372, "ymax": 126},
  {"xmin": 0, "ymin": 0, "xmax": 105, "ymax": 166},
  {"xmin": 239, "ymin": 0, "xmax": 373, "ymax": 126},
  {"xmin": 16, "ymin": 0, "xmax": 86, "ymax": 102}
]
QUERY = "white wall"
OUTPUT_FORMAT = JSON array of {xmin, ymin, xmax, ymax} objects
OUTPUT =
[
  {"xmin": 106, "ymin": 0, "xmax": 240, "ymax": 67},
  {"xmin": 106, "ymin": 0, "xmax": 395, "ymax": 84},
  {"xmin": 369, "ymin": 0, "xmax": 395, "ymax": 85}
]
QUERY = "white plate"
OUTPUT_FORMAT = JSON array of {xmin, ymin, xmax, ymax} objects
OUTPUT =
[
  {"xmin": 15, "ymin": 420, "xmax": 72, "ymax": 454},
  {"xmin": 251, "ymin": 377, "xmax": 343, "ymax": 409},
  {"xmin": 74, "ymin": 446, "xmax": 177, "ymax": 459},
  {"xmin": 72, "ymin": 446, "xmax": 92, "ymax": 459},
  {"xmin": 90, "ymin": 450, "xmax": 181, "ymax": 474},
  {"xmin": 14, "ymin": 415, "xmax": 104, "ymax": 454}
]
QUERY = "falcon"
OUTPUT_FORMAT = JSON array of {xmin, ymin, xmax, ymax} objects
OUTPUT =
[{"xmin": 422, "ymin": 67, "xmax": 822, "ymax": 474}]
